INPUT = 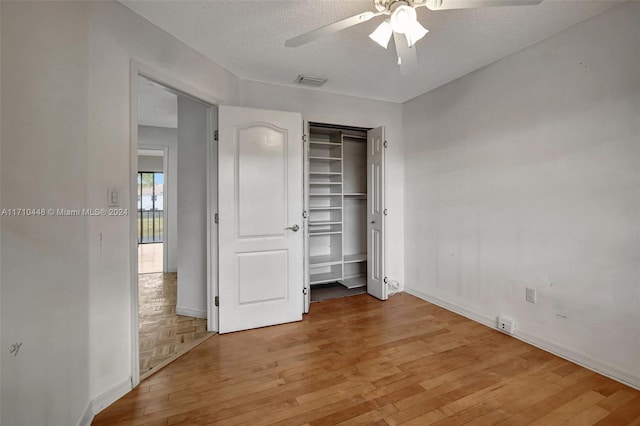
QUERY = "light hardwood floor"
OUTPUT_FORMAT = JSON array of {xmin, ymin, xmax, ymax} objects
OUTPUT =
[{"xmin": 95, "ymin": 293, "xmax": 640, "ymax": 425}]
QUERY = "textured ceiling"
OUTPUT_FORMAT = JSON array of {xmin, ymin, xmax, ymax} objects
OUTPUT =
[{"xmin": 122, "ymin": 0, "xmax": 621, "ymax": 103}]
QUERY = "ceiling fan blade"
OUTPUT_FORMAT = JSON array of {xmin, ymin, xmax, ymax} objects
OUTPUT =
[
  {"xmin": 421, "ymin": 0, "xmax": 542, "ymax": 11},
  {"xmin": 393, "ymin": 32, "xmax": 418, "ymax": 76},
  {"xmin": 285, "ymin": 11, "xmax": 384, "ymax": 47}
]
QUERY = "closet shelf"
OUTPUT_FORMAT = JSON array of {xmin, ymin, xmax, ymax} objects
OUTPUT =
[
  {"xmin": 309, "ymin": 230, "xmax": 342, "ymax": 236},
  {"xmin": 309, "ymin": 140, "xmax": 341, "ymax": 146},
  {"xmin": 309, "ymin": 221, "xmax": 342, "ymax": 226},
  {"xmin": 309, "ymin": 255, "xmax": 342, "ymax": 267},
  {"xmin": 344, "ymin": 193, "xmax": 366, "ymax": 197},
  {"xmin": 309, "ymin": 182, "xmax": 342, "ymax": 185},
  {"xmin": 309, "ymin": 193, "xmax": 342, "ymax": 197},
  {"xmin": 338, "ymin": 276, "xmax": 366, "ymax": 289},
  {"xmin": 309, "ymin": 171, "xmax": 342, "ymax": 176},
  {"xmin": 309, "ymin": 156, "xmax": 342, "ymax": 162},
  {"xmin": 310, "ymin": 271, "xmax": 343, "ymax": 285},
  {"xmin": 342, "ymin": 134, "xmax": 367, "ymax": 140},
  {"xmin": 344, "ymin": 253, "xmax": 367, "ymax": 263},
  {"xmin": 309, "ymin": 206, "xmax": 342, "ymax": 210}
]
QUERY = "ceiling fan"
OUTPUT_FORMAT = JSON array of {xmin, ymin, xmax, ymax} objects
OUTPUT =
[{"xmin": 285, "ymin": 0, "xmax": 543, "ymax": 74}]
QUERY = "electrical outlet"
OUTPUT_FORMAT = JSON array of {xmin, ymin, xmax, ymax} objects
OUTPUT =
[
  {"xmin": 526, "ymin": 287, "xmax": 536, "ymax": 304},
  {"xmin": 497, "ymin": 316, "xmax": 516, "ymax": 335}
]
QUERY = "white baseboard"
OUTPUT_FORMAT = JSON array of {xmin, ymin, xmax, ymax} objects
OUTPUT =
[
  {"xmin": 91, "ymin": 377, "xmax": 132, "ymax": 415},
  {"xmin": 76, "ymin": 401, "xmax": 94, "ymax": 426},
  {"xmin": 176, "ymin": 306, "xmax": 207, "ymax": 319},
  {"xmin": 404, "ymin": 288, "xmax": 640, "ymax": 391}
]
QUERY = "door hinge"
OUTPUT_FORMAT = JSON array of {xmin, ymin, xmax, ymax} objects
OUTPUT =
[
  {"xmin": 383, "ymin": 140, "xmax": 388, "ymax": 148},
  {"xmin": 214, "ymin": 213, "xmax": 219, "ymax": 224},
  {"xmin": 384, "ymin": 277, "xmax": 389, "ymax": 284},
  {"xmin": 302, "ymin": 210, "xmax": 308, "ymax": 219},
  {"xmin": 383, "ymin": 208, "xmax": 388, "ymax": 216},
  {"xmin": 302, "ymin": 134, "xmax": 307, "ymax": 142},
  {"xmin": 214, "ymin": 296, "xmax": 219, "ymax": 307},
  {"xmin": 214, "ymin": 130, "xmax": 219, "ymax": 141},
  {"xmin": 303, "ymin": 287, "xmax": 308, "ymax": 295}
]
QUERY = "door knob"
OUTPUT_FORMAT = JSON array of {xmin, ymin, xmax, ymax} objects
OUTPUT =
[{"xmin": 286, "ymin": 224, "xmax": 300, "ymax": 232}]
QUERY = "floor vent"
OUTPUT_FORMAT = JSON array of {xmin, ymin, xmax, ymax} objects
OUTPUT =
[{"xmin": 295, "ymin": 75, "xmax": 328, "ymax": 87}]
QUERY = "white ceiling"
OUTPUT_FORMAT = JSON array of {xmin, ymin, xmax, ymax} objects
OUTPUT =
[{"xmin": 122, "ymin": 0, "xmax": 621, "ymax": 103}]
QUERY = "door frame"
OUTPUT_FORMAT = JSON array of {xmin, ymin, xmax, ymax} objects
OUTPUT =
[
  {"xmin": 129, "ymin": 59, "xmax": 221, "ymax": 387},
  {"xmin": 137, "ymin": 145, "xmax": 169, "ymax": 272}
]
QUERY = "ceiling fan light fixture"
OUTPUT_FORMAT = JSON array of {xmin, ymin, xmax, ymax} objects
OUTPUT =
[
  {"xmin": 405, "ymin": 20, "xmax": 428, "ymax": 47},
  {"xmin": 369, "ymin": 20, "xmax": 393, "ymax": 49},
  {"xmin": 390, "ymin": 4, "xmax": 417, "ymax": 34}
]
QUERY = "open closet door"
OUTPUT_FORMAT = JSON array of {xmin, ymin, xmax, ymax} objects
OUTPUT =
[
  {"xmin": 367, "ymin": 126, "xmax": 387, "ymax": 300},
  {"xmin": 303, "ymin": 122, "xmax": 311, "ymax": 314},
  {"xmin": 218, "ymin": 106, "xmax": 304, "ymax": 333}
]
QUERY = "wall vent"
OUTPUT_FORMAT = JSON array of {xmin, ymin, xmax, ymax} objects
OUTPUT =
[{"xmin": 295, "ymin": 75, "xmax": 328, "ymax": 87}]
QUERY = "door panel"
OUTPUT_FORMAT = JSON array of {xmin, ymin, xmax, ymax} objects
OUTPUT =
[
  {"xmin": 367, "ymin": 126, "xmax": 387, "ymax": 300},
  {"xmin": 218, "ymin": 106, "xmax": 303, "ymax": 333},
  {"xmin": 237, "ymin": 250, "xmax": 287, "ymax": 304},
  {"xmin": 237, "ymin": 124, "xmax": 287, "ymax": 238}
]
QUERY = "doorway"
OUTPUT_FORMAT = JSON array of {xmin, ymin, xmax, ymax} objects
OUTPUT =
[
  {"xmin": 132, "ymin": 69, "xmax": 218, "ymax": 382},
  {"xmin": 137, "ymin": 166, "xmax": 164, "ymax": 274}
]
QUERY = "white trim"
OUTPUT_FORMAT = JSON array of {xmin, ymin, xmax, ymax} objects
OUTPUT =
[
  {"xmin": 129, "ymin": 61, "xmax": 141, "ymax": 388},
  {"xmin": 404, "ymin": 288, "xmax": 495, "ymax": 328},
  {"xmin": 404, "ymin": 288, "xmax": 640, "ymax": 391},
  {"xmin": 162, "ymin": 148, "xmax": 169, "ymax": 273},
  {"xmin": 91, "ymin": 378, "xmax": 132, "ymax": 415},
  {"xmin": 76, "ymin": 401, "xmax": 94, "ymax": 426},
  {"xmin": 134, "ymin": 59, "xmax": 222, "ymax": 107},
  {"xmin": 206, "ymin": 106, "xmax": 219, "ymax": 332},
  {"xmin": 130, "ymin": 58, "xmax": 222, "ymax": 388},
  {"xmin": 176, "ymin": 306, "xmax": 208, "ymax": 319}
]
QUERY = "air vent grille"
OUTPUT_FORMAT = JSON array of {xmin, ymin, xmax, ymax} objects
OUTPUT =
[{"xmin": 295, "ymin": 75, "xmax": 328, "ymax": 87}]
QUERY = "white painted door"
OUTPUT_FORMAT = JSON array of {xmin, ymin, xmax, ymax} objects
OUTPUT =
[
  {"xmin": 218, "ymin": 106, "xmax": 304, "ymax": 333},
  {"xmin": 367, "ymin": 126, "xmax": 387, "ymax": 300}
]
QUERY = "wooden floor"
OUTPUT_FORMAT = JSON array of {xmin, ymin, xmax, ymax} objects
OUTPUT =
[
  {"xmin": 139, "ymin": 272, "xmax": 210, "ymax": 376},
  {"xmin": 95, "ymin": 293, "xmax": 640, "ymax": 425}
]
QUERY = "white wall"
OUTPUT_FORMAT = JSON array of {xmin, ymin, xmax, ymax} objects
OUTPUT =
[
  {"xmin": 1, "ymin": 2, "xmax": 91, "ymax": 424},
  {"xmin": 138, "ymin": 126, "xmax": 178, "ymax": 271},
  {"xmin": 237, "ymin": 81, "xmax": 405, "ymax": 290},
  {"xmin": 403, "ymin": 2, "xmax": 639, "ymax": 388},
  {"xmin": 176, "ymin": 96, "xmax": 209, "ymax": 318},
  {"xmin": 138, "ymin": 154, "xmax": 163, "ymax": 172},
  {"xmin": 85, "ymin": 1, "xmax": 238, "ymax": 413},
  {"xmin": 1, "ymin": 1, "xmax": 239, "ymax": 423}
]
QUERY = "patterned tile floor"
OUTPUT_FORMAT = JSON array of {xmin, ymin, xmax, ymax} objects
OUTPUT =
[{"xmin": 138, "ymin": 272, "xmax": 210, "ymax": 376}]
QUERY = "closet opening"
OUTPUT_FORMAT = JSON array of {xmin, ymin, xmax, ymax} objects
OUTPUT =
[{"xmin": 305, "ymin": 122, "xmax": 375, "ymax": 304}]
